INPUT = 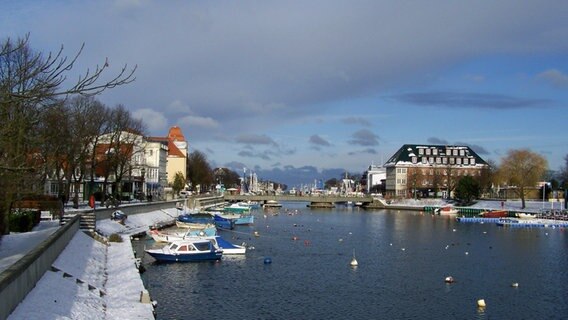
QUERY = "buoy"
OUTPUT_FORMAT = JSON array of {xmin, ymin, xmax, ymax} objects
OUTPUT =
[
  {"xmin": 465, "ymin": 251, "xmax": 469, "ymax": 255},
  {"xmin": 350, "ymin": 249, "xmax": 358, "ymax": 267},
  {"xmin": 511, "ymin": 282, "xmax": 519, "ymax": 287},
  {"xmin": 292, "ymin": 236, "xmax": 298, "ymax": 241},
  {"xmin": 477, "ymin": 299, "xmax": 486, "ymax": 308},
  {"xmin": 264, "ymin": 257, "xmax": 272, "ymax": 264},
  {"xmin": 254, "ymin": 231, "xmax": 260, "ymax": 237},
  {"xmin": 350, "ymin": 257, "xmax": 358, "ymax": 267},
  {"xmin": 445, "ymin": 276, "xmax": 455, "ymax": 283}
]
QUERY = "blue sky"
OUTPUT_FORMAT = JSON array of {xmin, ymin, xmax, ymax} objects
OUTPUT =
[{"xmin": 2, "ymin": 0, "xmax": 567, "ymax": 186}]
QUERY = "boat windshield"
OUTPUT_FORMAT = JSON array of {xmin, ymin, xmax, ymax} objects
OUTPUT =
[{"xmin": 193, "ymin": 242, "xmax": 211, "ymax": 251}]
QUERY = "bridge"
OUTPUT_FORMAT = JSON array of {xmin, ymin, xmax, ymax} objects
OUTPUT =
[{"xmin": 222, "ymin": 194, "xmax": 382, "ymax": 208}]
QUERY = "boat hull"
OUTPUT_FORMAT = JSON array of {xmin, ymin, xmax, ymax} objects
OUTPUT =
[{"xmin": 145, "ymin": 250, "xmax": 222, "ymax": 262}]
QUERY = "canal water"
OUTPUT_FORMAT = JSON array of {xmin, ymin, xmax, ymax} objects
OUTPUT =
[{"xmin": 133, "ymin": 202, "xmax": 568, "ymax": 319}]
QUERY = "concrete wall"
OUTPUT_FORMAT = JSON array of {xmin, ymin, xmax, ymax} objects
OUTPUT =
[
  {"xmin": 0, "ymin": 215, "xmax": 80, "ymax": 320},
  {"xmin": 92, "ymin": 200, "xmax": 180, "ymax": 221}
]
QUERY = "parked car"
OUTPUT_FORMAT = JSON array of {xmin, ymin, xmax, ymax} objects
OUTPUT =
[{"xmin": 179, "ymin": 190, "xmax": 192, "ymax": 198}]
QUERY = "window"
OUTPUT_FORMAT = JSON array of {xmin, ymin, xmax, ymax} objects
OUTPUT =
[
  {"xmin": 429, "ymin": 157, "xmax": 434, "ymax": 164},
  {"xmin": 450, "ymin": 158, "xmax": 455, "ymax": 165},
  {"xmin": 436, "ymin": 157, "xmax": 441, "ymax": 164},
  {"xmin": 412, "ymin": 157, "xmax": 417, "ymax": 164},
  {"xmin": 456, "ymin": 158, "xmax": 462, "ymax": 165},
  {"xmin": 471, "ymin": 158, "xmax": 476, "ymax": 165},
  {"xmin": 463, "ymin": 158, "xmax": 469, "ymax": 165},
  {"xmin": 426, "ymin": 148, "xmax": 431, "ymax": 155},
  {"xmin": 460, "ymin": 149, "xmax": 465, "ymax": 156},
  {"xmin": 443, "ymin": 158, "xmax": 448, "ymax": 164},
  {"xmin": 422, "ymin": 157, "xmax": 427, "ymax": 164},
  {"xmin": 433, "ymin": 148, "xmax": 438, "ymax": 155},
  {"xmin": 418, "ymin": 148, "xmax": 424, "ymax": 155}
]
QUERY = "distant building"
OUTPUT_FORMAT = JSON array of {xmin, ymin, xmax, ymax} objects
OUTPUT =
[
  {"xmin": 366, "ymin": 164, "xmax": 386, "ymax": 194},
  {"xmin": 384, "ymin": 144, "xmax": 489, "ymax": 198},
  {"xmin": 148, "ymin": 126, "xmax": 189, "ymax": 187}
]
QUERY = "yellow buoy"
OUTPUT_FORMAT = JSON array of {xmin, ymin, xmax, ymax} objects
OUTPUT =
[{"xmin": 477, "ymin": 299, "xmax": 486, "ymax": 308}]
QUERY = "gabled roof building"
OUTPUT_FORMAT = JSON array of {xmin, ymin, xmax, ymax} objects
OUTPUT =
[{"xmin": 383, "ymin": 144, "xmax": 489, "ymax": 198}]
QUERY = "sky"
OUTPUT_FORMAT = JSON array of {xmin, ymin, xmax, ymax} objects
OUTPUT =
[{"xmin": 2, "ymin": 0, "xmax": 567, "ymax": 187}]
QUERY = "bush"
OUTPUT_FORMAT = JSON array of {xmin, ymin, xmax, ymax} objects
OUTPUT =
[
  {"xmin": 9, "ymin": 210, "xmax": 39, "ymax": 232},
  {"xmin": 108, "ymin": 233, "xmax": 123, "ymax": 242}
]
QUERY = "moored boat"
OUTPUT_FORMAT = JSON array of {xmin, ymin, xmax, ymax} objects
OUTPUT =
[
  {"xmin": 148, "ymin": 226, "xmax": 217, "ymax": 243},
  {"xmin": 145, "ymin": 238, "xmax": 223, "ymax": 262},
  {"xmin": 223, "ymin": 203, "xmax": 252, "ymax": 214},
  {"xmin": 435, "ymin": 205, "xmax": 459, "ymax": 215},
  {"xmin": 479, "ymin": 210, "xmax": 509, "ymax": 218}
]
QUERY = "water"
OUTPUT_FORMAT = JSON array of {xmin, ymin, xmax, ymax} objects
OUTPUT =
[{"xmin": 133, "ymin": 202, "xmax": 568, "ymax": 319}]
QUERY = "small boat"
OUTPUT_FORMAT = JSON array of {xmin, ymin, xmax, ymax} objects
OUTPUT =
[
  {"xmin": 212, "ymin": 214, "xmax": 236, "ymax": 230},
  {"xmin": 223, "ymin": 203, "xmax": 251, "ymax": 214},
  {"xmin": 148, "ymin": 226, "xmax": 217, "ymax": 243},
  {"xmin": 145, "ymin": 238, "xmax": 223, "ymax": 262},
  {"xmin": 435, "ymin": 205, "xmax": 459, "ymax": 215},
  {"xmin": 479, "ymin": 210, "xmax": 508, "ymax": 218},
  {"xmin": 263, "ymin": 200, "xmax": 282, "ymax": 208},
  {"xmin": 207, "ymin": 236, "xmax": 246, "ymax": 255},
  {"xmin": 516, "ymin": 212, "xmax": 536, "ymax": 219}
]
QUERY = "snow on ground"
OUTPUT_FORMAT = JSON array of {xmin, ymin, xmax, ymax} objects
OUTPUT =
[
  {"xmin": 5, "ymin": 207, "xmax": 182, "ymax": 320},
  {"xmin": 0, "ymin": 221, "xmax": 60, "ymax": 273}
]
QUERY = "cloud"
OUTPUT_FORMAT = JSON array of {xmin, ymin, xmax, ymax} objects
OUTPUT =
[
  {"xmin": 349, "ymin": 129, "xmax": 379, "ymax": 146},
  {"xmin": 537, "ymin": 69, "xmax": 568, "ymax": 88},
  {"xmin": 235, "ymin": 134, "xmax": 277, "ymax": 146},
  {"xmin": 132, "ymin": 108, "xmax": 167, "ymax": 134},
  {"xmin": 178, "ymin": 115, "xmax": 220, "ymax": 129},
  {"xmin": 392, "ymin": 92, "xmax": 551, "ymax": 109},
  {"xmin": 454, "ymin": 142, "xmax": 490, "ymax": 155},
  {"xmin": 341, "ymin": 117, "xmax": 371, "ymax": 127},
  {"xmin": 309, "ymin": 134, "xmax": 331, "ymax": 147},
  {"xmin": 427, "ymin": 137, "xmax": 449, "ymax": 145},
  {"xmin": 348, "ymin": 148, "xmax": 378, "ymax": 156}
]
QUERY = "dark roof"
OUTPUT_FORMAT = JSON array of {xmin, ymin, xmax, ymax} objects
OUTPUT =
[{"xmin": 384, "ymin": 144, "xmax": 488, "ymax": 167}]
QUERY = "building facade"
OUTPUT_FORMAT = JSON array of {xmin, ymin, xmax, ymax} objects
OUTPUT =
[{"xmin": 384, "ymin": 144, "xmax": 489, "ymax": 199}]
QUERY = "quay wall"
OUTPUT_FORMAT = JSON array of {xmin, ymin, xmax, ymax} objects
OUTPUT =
[{"xmin": 0, "ymin": 215, "xmax": 81, "ymax": 320}]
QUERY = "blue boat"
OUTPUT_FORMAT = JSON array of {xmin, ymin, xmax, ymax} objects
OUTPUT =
[
  {"xmin": 145, "ymin": 238, "xmax": 223, "ymax": 262},
  {"xmin": 235, "ymin": 214, "xmax": 254, "ymax": 225},
  {"xmin": 213, "ymin": 214, "xmax": 236, "ymax": 230}
]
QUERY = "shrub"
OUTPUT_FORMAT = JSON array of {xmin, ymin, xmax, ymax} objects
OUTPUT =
[
  {"xmin": 108, "ymin": 233, "xmax": 123, "ymax": 242},
  {"xmin": 9, "ymin": 210, "xmax": 39, "ymax": 232}
]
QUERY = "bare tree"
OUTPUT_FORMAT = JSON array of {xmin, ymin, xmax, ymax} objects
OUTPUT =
[{"xmin": 0, "ymin": 35, "xmax": 136, "ymax": 234}]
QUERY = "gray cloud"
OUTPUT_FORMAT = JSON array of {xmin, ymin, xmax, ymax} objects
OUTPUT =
[
  {"xmin": 454, "ymin": 142, "xmax": 490, "ymax": 155},
  {"xmin": 537, "ymin": 69, "xmax": 568, "ymax": 88},
  {"xmin": 427, "ymin": 137, "xmax": 449, "ymax": 145},
  {"xmin": 392, "ymin": 92, "xmax": 552, "ymax": 109},
  {"xmin": 341, "ymin": 117, "xmax": 371, "ymax": 127},
  {"xmin": 309, "ymin": 134, "xmax": 331, "ymax": 147},
  {"xmin": 235, "ymin": 134, "xmax": 277, "ymax": 146},
  {"xmin": 349, "ymin": 129, "xmax": 379, "ymax": 146},
  {"xmin": 348, "ymin": 148, "xmax": 378, "ymax": 156}
]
